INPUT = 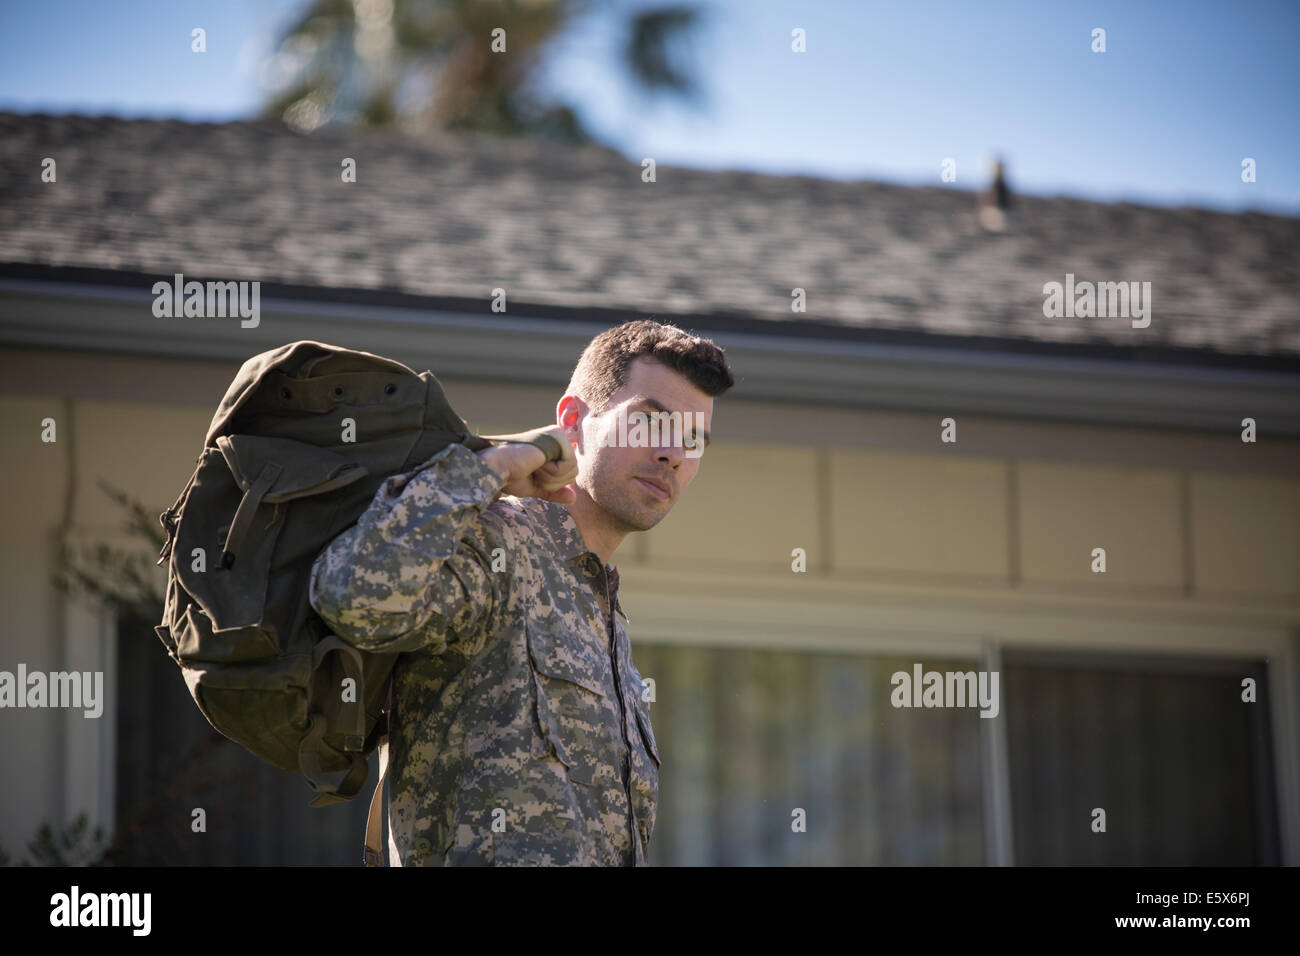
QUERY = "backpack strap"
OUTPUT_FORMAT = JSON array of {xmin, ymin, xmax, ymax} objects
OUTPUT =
[
  {"xmin": 220, "ymin": 460, "xmax": 282, "ymax": 569},
  {"xmin": 300, "ymin": 636, "xmax": 371, "ymax": 807},
  {"xmin": 364, "ymin": 677, "xmax": 395, "ymax": 866},
  {"xmin": 301, "ymin": 715, "xmax": 369, "ymax": 807},
  {"xmin": 477, "ymin": 430, "xmax": 565, "ymax": 463},
  {"xmin": 312, "ymin": 635, "xmax": 367, "ymax": 749}
]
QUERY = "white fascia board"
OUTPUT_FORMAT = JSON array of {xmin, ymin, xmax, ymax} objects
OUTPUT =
[{"xmin": 2, "ymin": 278, "xmax": 1297, "ymax": 434}]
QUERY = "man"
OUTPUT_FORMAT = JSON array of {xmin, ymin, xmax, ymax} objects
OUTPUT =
[{"xmin": 309, "ymin": 319, "xmax": 734, "ymax": 865}]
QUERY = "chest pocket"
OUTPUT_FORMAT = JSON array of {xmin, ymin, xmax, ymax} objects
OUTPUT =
[{"xmin": 525, "ymin": 619, "xmax": 614, "ymax": 786}]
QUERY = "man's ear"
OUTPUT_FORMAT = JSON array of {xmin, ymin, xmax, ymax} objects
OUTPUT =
[{"xmin": 557, "ymin": 394, "xmax": 583, "ymax": 438}]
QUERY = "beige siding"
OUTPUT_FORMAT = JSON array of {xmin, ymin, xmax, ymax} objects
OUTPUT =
[
  {"xmin": 827, "ymin": 449, "xmax": 1010, "ymax": 581},
  {"xmin": 71, "ymin": 401, "xmax": 213, "ymax": 531},
  {"xmin": 1190, "ymin": 474, "xmax": 1300, "ymax": 600},
  {"xmin": 1017, "ymin": 461, "xmax": 1185, "ymax": 593}
]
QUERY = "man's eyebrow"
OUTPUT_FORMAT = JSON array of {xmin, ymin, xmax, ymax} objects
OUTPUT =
[{"xmin": 630, "ymin": 396, "xmax": 711, "ymax": 447}]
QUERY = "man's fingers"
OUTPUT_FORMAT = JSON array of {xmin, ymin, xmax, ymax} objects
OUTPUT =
[{"xmin": 536, "ymin": 457, "xmax": 577, "ymax": 487}]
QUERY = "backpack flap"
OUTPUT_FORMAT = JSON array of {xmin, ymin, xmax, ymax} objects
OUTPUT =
[
  {"xmin": 203, "ymin": 340, "xmax": 418, "ymax": 448},
  {"xmin": 216, "ymin": 434, "xmax": 369, "ymax": 570}
]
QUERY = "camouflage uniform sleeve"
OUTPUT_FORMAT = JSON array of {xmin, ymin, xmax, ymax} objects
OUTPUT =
[{"xmin": 309, "ymin": 441, "xmax": 507, "ymax": 654}]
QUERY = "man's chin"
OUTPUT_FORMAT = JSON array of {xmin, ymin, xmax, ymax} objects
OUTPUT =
[{"xmin": 609, "ymin": 504, "xmax": 664, "ymax": 533}]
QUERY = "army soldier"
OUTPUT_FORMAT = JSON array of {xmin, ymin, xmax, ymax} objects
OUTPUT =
[{"xmin": 309, "ymin": 319, "xmax": 733, "ymax": 865}]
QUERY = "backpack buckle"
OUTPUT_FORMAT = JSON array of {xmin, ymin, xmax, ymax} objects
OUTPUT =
[
  {"xmin": 344, "ymin": 734, "xmax": 364, "ymax": 751},
  {"xmin": 156, "ymin": 508, "xmax": 178, "ymax": 567}
]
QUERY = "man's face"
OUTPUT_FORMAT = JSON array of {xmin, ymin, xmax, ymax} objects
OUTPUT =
[{"xmin": 563, "ymin": 357, "xmax": 714, "ymax": 533}]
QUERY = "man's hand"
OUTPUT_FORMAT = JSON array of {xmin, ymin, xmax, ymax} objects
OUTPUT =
[{"xmin": 477, "ymin": 425, "xmax": 578, "ymax": 504}]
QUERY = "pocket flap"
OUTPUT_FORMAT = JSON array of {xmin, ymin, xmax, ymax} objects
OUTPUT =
[
  {"xmin": 635, "ymin": 704, "xmax": 660, "ymax": 765},
  {"xmin": 526, "ymin": 621, "xmax": 607, "ymax": 697},
  {"xmin": 216, "ymin": 434, "xmax": 368, "ymax": 503}
]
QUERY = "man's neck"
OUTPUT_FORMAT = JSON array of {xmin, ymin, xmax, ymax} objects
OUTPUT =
[{"xmin": 564, "ymin": 489, "xmax": 626, "ymax": 568}]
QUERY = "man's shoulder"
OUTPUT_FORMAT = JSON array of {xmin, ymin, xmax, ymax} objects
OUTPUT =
[{"xmin": 483, "ymin": 495, "xmax": 562, "ymax": 555}]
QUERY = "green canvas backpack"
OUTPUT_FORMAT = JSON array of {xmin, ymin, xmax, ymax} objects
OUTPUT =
[{"xmin": 153, "ymin": 339, "xmax": 563, "ymax": 865}]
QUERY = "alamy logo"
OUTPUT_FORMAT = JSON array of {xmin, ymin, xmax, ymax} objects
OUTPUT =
[
  {"xmin": 1042, "ymin": 273, "xmax": 1151, "ymax": 329},
  {"xmin": 50, "ymin": 886, "xmax": 151, "ymax": 936},
  {"xmin": 890, "ymin": 663, "xmax": 1000, "ymax": 718},
  {"xmin": 0, "ymin": 664, "xmax": 103, "ymax": 718},
  {"xmin": 152, "ymin": 272, "xmax": 260, "ymax": 328},
  {"xmin": 600, "ymin": 409, "xmax": 708, "ymax": 458}
]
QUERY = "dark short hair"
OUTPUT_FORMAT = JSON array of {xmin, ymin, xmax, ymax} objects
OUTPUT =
[{"xmin": 566, "ymin": 319, "xmax": 734, "ymax": 413}]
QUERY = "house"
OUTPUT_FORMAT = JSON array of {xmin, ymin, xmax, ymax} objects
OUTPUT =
[{"xmin": 1, "ymin": 111, "xmax": 1296, "ymax": 865}]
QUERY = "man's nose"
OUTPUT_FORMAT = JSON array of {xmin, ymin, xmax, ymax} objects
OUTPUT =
[{"xmin": 652, "ymin": 444, "xmax": 684, "ymax": 467}]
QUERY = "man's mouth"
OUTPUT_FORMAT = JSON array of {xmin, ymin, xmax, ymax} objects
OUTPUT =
[{"xmin": 635, "ymin": 476, "xmax": 671, "ymax": 500}]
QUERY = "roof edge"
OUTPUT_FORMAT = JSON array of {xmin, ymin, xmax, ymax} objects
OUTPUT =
[{"xmin": 1, "ymin": 261, "xmax": 1295, "ymax": 373}]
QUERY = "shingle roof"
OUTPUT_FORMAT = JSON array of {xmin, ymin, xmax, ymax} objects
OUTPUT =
[{"xmin": 0, "ymin": 111, "xmax": 1296, "ymax": 359}]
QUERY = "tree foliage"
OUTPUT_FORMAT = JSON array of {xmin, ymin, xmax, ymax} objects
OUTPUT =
[{"xmin": 261, "ymin": 0, "xmax": 703, "ymax": 142}]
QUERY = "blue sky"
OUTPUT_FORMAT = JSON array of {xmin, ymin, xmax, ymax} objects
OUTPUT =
[{"xmin": 1, "ymin": 0, "xmax": 1296, "ymax": 214}]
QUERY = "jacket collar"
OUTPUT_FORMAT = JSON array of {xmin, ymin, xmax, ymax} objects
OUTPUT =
[{"xmin": 506, "ymin": 495, "xmax": 626, "ymax": 619}]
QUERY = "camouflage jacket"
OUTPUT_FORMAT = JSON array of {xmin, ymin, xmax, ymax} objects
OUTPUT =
[{"xmin": 308, "ymin": 441, "xmax": 659, "ymax": 865}]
